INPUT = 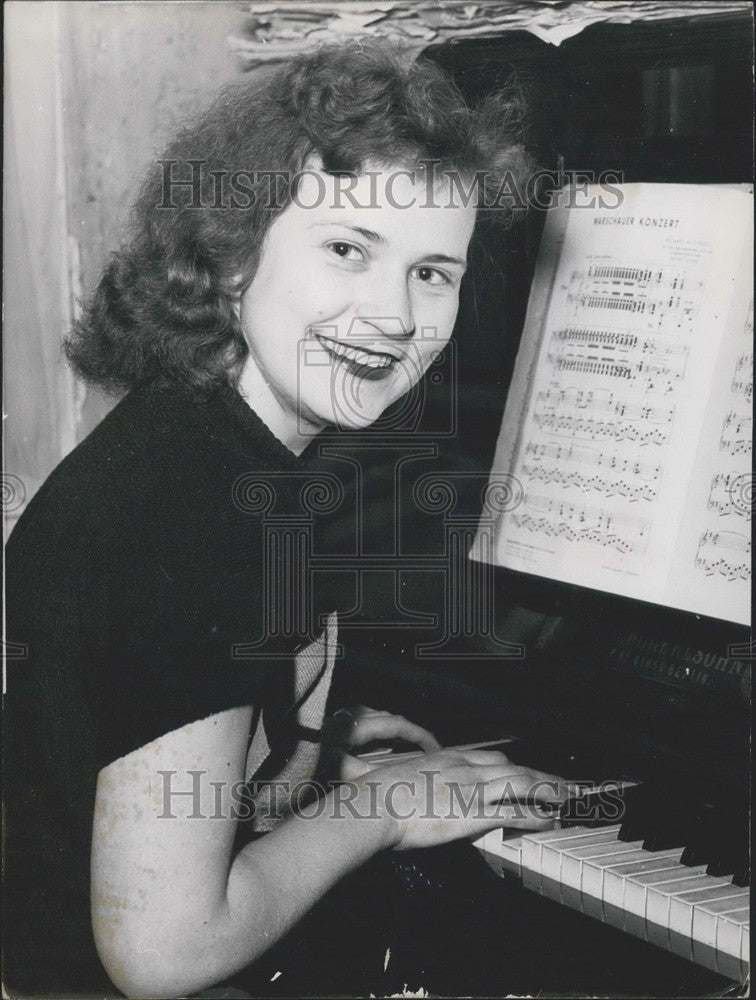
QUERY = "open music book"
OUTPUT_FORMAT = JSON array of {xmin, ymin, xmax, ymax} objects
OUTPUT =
[{"xmin": 472, "ymin": 184, "xmax": 752, "ymax": 626}]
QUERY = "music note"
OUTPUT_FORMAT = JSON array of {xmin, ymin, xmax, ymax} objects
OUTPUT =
[
  {"xmin": 511, "ymin": 493, "xmax": 650, "ymax": 555},
  {"xmin": 694, "ymin": 529, "xmax": 751, "ymax": 582},
  {"xmin": 707, "ymin": 472, "xmax": 752, "ymax": 521},
  {"xmin": 561, "ymin": 264, "xmax": 703, "ymax": 332},
  {"xmin": 730, "ymin": 353, "xmax": 753, "ymax": 404},
  {"xmin": 719, "ymin": 412, "xmax": 753, "ymax": 457}
]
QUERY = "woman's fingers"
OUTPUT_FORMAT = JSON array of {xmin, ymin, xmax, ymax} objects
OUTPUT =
[
  {"xmin": 351, "ymin": 714, "xmax": 441, "ymax": 752},
  {"xmin": 474, "ymin": 766, "xmax": 569, "ymax": 803},
  {"xmin": 324, "ymin": 706, "xmax": 441, "ymax": 752}
]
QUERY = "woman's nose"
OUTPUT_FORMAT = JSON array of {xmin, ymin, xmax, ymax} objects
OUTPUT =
[{"xmin": 355, "ymin": 276, "xmax": 415, "ymax": 340}]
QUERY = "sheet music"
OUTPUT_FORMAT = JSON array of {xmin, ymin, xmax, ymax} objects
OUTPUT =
[
  {"xmin": 666, "ymin": 230, "xmax": 752, "ymax": 624},
  {"xmin": 473, "ymin": 185, "xmax": 752, "ymax": 626}
]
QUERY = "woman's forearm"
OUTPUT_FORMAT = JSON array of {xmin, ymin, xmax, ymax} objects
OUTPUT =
[{"xmin": 111, "ymin": 784, "xmax": 395, "ymax": 998}]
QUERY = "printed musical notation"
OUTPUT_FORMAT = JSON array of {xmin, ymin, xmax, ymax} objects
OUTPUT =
[
  {"xmin": 536, "ymin": 384, "xmax": 676, "ymax": 423},
  {"xmin": 562, "ymin": 264, "xmax": 702, "ymax": 331},
  {"xmin": 520, "ymin": 462, "xmax": 657, "ymax": 503},
  {"xmin": 511, "ymin": 493, "xmax": 650, "ymax": 555},
  {"xmin": 694, "ymin": 529, "xmax": 751, "ymax": 583},
  {"xmin": 547, "ymin": 329, "xmax": 689, "ymax": 388},
  {"xmin": 719, "ymin": 412, "xmax": 752, "ymax": 457},
  {"xmin": 480, "ymin": 184, "xmax": 752, "ymax": 625},
  {"xmin": 524, "ymin": 442, "xmax": 661, "ymax": 480},
  {"xmin": 707, "ymin": 472, "xmax": 752, "ymax": 521},
  {"xmin": 533, "ymin": 412, "xmax": 670, "ymax": 446},
  {"xmin": 731, "ymin": 353, "xmax": 753, "ymax": 404}
]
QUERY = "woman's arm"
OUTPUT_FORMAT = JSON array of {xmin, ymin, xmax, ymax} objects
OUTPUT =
[
  {"xmin": 92, "ymin": 705, "xmax": 396, "ymax": 997},
  {"xmin": 92, "ymin": 706, "xmax": 564, "ymax": 998}
]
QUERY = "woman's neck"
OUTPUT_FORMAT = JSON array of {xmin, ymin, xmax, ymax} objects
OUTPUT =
[{"xmin": 236, "ymin": 354, "xmax": 323, "ymax": 456}]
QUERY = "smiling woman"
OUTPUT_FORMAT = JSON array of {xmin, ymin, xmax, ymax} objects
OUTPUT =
[
  {"xmin": 4, "ymin": 38, "xmax": 564, "ymax": 1000},
  {"xmin": 236, "ymin": 166, "xmax": 476, "ymax": 449}
]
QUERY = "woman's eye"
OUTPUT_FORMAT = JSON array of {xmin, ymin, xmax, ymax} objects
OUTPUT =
[
  {"xmin": 327, "ymin": 241, "xmax": 365, "ymax": 262},
  {"xmin": 413, "ymin": 265, "xmax": 450, "ymax": 287}
]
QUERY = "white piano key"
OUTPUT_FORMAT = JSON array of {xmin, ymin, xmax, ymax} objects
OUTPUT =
[
  {"xmin": 538, "ymin": 830, "xmax": 618, "ymax": 881},
  {"xmin": 473, "ymin": 828, "xmax": 509, "ymax": 856},
  {"xmin": 740, "ymin": 923, "xmax": 749, "ymax": 968},
  {"xmin": 691, "ymin": 890, "xmax": 749, "ymax": 953},
  {"xmin": 647, "ymin": 873, "xmax": 737, "ymax": 958},
  {"xmin": 624, "ymin": 865, "xmax": 707, "ymax": 920},
  {"xmin": 473, "ymin": 828, "xmax": 524, "ymax": 877},
  {"xmin": 647, "ymin": 875, "xmax": 703, "ymax": 933},
  {"xmin": 520, "ymin": 825, "xmax": 596, "ymax": 873},
  {"xmin": 670, "ymin": 886, "xmax": 749, "ymax": 962},
  {"xmin": 559, "ymin": 834, "xmax": 640, "ymax": 890},
  {"xmin": 581, "ymin": 848, "xmax": 650, "ymax": 903},
  {"xmin": 556, "ymin": 831, "xmax": 622, "ymax": 890},
  {"xmin": 565, "ymin": 841, "xmax": 643, "ymax": 899},
  {"xmin": 709, "ymin": 902, "xmax": 751, "ymax": 952},
  {"xmin": 715, "ymin": 909, "xmax": 750, "ymax": 980},
  {"xmin": 603, "ymin": 850, "xmax": 684, "ymax": 914}
]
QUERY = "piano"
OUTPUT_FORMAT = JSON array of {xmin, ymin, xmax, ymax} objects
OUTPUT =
[
  {"xmin": 316, "ymin": 11, "xmax": 751, "ymax": 994},
  {"xmin": 359, "ymin": 724, "xmax": 750, "ymax": 988}
]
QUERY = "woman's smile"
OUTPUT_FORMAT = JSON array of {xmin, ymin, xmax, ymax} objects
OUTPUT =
[{"xmin": 313, "ymin": 332, "xmax": 399, "ymax": 370}]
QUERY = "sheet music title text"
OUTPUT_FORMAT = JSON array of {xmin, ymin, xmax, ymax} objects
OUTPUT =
[{"xmin": 594, "ymin": 215, "xmax": 681, "ymax": 229}]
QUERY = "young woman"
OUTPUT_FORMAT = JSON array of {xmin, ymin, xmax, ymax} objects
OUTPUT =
[{"xmin": 5, "ymin": 41, "xmax": 566, "ymax": 999}]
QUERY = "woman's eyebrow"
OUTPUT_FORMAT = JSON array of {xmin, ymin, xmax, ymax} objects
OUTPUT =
[
  {"xmin": 421, "ymin": 253, "xmax": 468, "ymax": 270},
  {"xmin": 309, "ymin": 221, "xmax": 385, "ymax": 244},
  {"xmin": 309, "ymin": 222, "xmax": 467, "ymax": 268}
]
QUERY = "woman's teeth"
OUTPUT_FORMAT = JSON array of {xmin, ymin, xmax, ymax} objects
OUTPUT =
[{"xmin": 317, "ymin": 336, "xmax": 395, "ymax": 369}]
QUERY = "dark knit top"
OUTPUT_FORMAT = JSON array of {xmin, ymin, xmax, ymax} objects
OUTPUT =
[{"xmin": 4, "ymin": 382, "xmax": 334, "ymax": 996}]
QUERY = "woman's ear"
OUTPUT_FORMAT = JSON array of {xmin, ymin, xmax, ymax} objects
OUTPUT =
[
  {"xmin": 302, "ymin": 153, "xmax": 325, "ymax": 173},
  {"xmin": 230, "ymin": 275, "xmax": 244, "ymax": 322}
]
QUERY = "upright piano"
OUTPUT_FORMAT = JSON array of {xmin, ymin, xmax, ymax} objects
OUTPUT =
[{"xmin": 318, "ymin": 10, "xmax": 751, "ymax": 995}]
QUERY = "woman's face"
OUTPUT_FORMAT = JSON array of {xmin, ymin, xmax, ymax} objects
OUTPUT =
[{"xmin": 237, "ymin": 164, "xmax": 476, "ymax": 450}]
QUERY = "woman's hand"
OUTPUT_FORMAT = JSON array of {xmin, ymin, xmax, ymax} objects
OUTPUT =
[
  {"xmin": 321, "ymin": 705, "xmax": 441, "ymax": 781},
  {"xmin": 355, "ymin": 746, "xmax": 569, "ymax": 851}
]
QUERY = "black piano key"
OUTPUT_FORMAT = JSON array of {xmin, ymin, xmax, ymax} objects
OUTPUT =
[
  {"xmin": 560, "ymin": 784, "xmax": 634, "ymax": 828},
  {"xmin": 640, "ymin": 795, "xmax": 698, "ymax": 853},
  {"xmin": 617, "ymin": 784, "xmax": 676, "ymax": 845},
  {"xmin": 679, "ymin": 802, "xmax": 719, "ymax": 869},
  {"xmin": 704, "ymin": 817, "xmax": 750, "ymax": 878},
  {"xmin": 731, "ymin": 861, "xmax": 750, "ymax": 887},
  {"xmin": 505, "ymin": 737, "xmax": 633, "ymax": 785}
]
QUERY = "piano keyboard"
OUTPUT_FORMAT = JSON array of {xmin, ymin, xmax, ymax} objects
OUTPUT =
[
  {"xmin": 358, "ymin": 738, "xmax": 749, "ymax": 983},
  {"xmin": 474, "ymin": 819, "xmax": 749, "ymax": 982}
]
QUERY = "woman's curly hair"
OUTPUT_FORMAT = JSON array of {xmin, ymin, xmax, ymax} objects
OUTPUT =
[{"xmin": 65, "ymin": 39, "xmax": 531, "ymax": 396}]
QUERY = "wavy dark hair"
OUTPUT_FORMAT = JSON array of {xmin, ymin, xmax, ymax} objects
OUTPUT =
[{"xmin": 64, "ymin": 39, "xmax": 532, "ymax": 395}]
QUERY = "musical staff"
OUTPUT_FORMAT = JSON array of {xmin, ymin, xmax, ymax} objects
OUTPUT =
[
  {"xmin": 511, "ymin": 493, "xmax": 650, "ymax": 555},
  {"xmin": 547, "ymin": 329, "xmax": 690, "ymax": 385},
  {"xmin": 484, "ymin": 183, "xmax": 752, "ymax": 625},
  {"xmin": 694, "ymin": 530, "xmax": 751, "ymax": 583},
  {"xmin": 524, "ymin": 442, "xmax": 661, "ymax": 480},
  {"xmin": 731, "ymin": 353, "xmax": 753, "ymax": 404},
  {"xmin": 532, "ymin": 412, "xmax": 670, "ymax": 446},
  {"xmin": 562, "ymin": 264, "xmax": 702, "ymax": 331},
  {"xmin": 719, "ymin": 412, "xmax": 752, "ymax": 457},
  {"xmin": 521, "ymin": 462, "xmax": 657, "ymax": 503},
  {"xmin": 707, "ymin": 472, "xmax": 752, "ymax": 521},
  {"xmin": 536, "ymin": 384, "xmax": 676, "ymax": 422}
]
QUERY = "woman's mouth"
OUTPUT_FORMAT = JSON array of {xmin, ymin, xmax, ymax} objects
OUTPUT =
[{"xmin": 314, "ymin": 334, "xmax": 399, "ymax": 378}]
